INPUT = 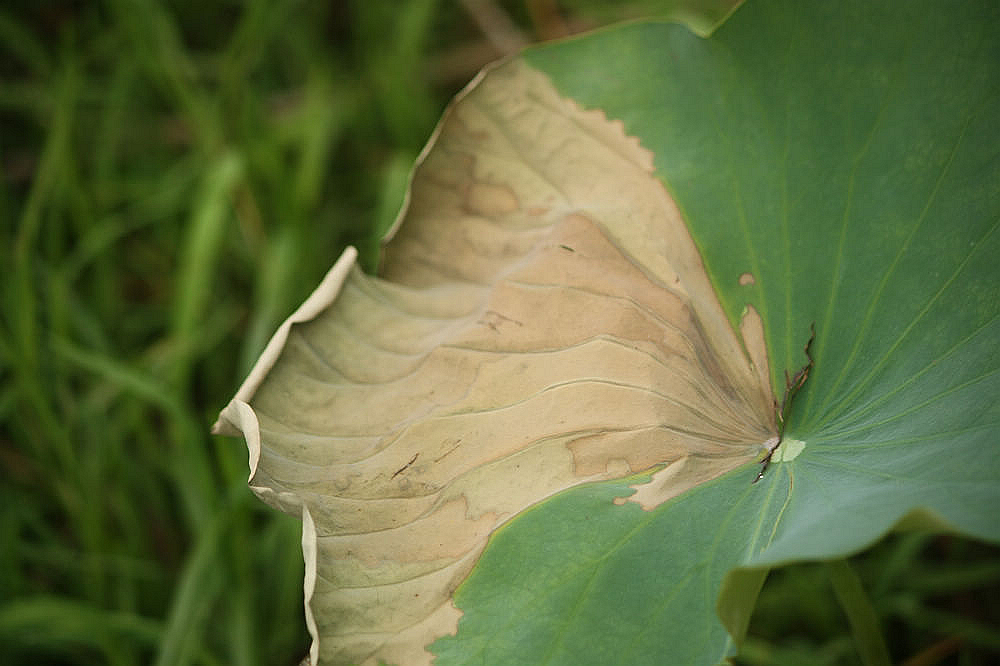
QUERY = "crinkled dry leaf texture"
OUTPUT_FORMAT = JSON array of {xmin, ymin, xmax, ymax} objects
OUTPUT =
[{"xmin": 214, "ymin": 59, "xmax": 778, "ymax": 666}]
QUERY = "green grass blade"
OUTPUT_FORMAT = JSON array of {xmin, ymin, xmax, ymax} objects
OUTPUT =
[
  {"xmin": 0, "ymin": 596, "xmax": 162, "ymax": 660},
  {"xmin": 827, "ymin": 558, "xmax": 892, "ymax": 666},
  {"xmin": 152, "ymin": 493, "xmax": 244, "ymax": 666},
  {"xmin": 169, "ymin": 151, "xmax": 243, "ymax": 387}
]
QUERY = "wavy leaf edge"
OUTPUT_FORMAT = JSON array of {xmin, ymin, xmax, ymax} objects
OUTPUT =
[{"xmin": 215, "ymin": 55, "xmax": 787, "ymax": 664}]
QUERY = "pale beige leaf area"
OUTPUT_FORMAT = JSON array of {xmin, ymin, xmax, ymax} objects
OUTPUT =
[{"xmin": 214, "ymin": 59, "xmax": 778, "ymax": 666}]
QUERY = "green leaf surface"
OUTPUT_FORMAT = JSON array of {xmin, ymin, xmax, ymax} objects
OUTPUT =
[
  {"xmin": 433, "ymin": 0, "xmax": 1000, "ymax": 663},
  {"xmin": 432, "ymin": 468, "xmax": 788, "ymax": 664}
]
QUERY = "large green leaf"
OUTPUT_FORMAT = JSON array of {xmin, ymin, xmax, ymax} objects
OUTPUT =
[
  {"xmin": 215, "ymin": 0, "xmax": 1000, "ymax": 663},
  {"xmin": 436, "ymin": 1, "xmax": 1000, "ymax": 663}
]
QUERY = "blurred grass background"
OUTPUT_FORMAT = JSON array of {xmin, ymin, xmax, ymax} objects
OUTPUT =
[{"xmin": 0, "ymin": 1, "xmax": 997, "ymax": 665}]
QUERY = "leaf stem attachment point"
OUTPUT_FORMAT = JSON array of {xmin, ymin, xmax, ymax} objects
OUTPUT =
[{"xmin": 753, "ymin": 322, "xmax": 815, "ymax": 483}]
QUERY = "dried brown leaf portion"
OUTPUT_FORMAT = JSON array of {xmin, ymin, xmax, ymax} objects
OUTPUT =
[{"xmin": 215, "ymin": 59, "xmax": 777, "ymax": 665}]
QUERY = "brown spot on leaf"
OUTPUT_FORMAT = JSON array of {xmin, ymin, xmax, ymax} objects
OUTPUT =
[{"xmin": 465, "ymin": 182, "xmax": 520, "ymax": 216}]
